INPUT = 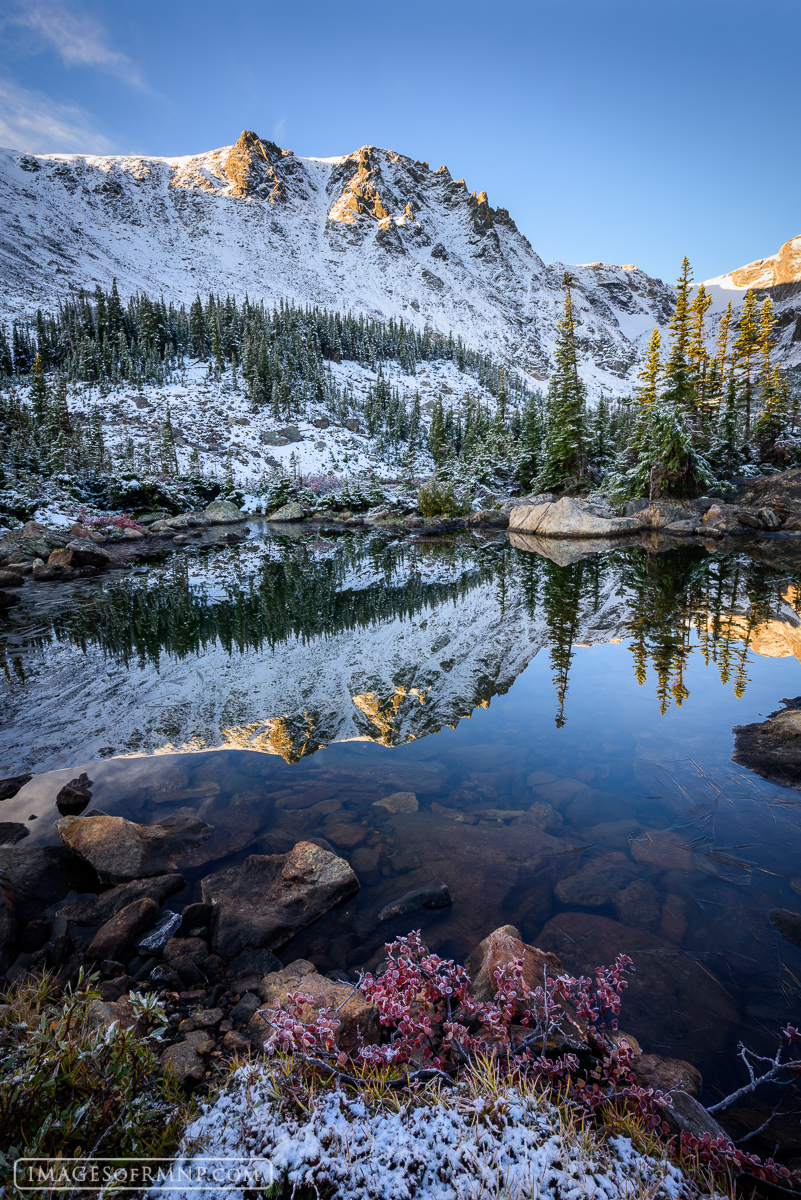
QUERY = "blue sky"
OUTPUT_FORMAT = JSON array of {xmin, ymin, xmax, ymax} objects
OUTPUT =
[{"xmin": 1, "ymin": 0, "xmax": 798, "ymax": 284}]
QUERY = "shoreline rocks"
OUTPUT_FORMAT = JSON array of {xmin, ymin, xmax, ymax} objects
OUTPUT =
[
  {"xmin": 56, "ymin": 812, "xmax": 213, "ymax": 883},
  {"xmin": 202, "ymin": 841, "xmax": 359, "ymax": 957}
]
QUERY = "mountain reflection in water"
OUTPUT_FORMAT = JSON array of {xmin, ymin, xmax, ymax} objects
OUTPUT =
[
  {"xmin": 5, "ymin": 526, "xmax": 801, "ymax": 1103},
  {"xmin": 2, "ymin": 528, "xmax": 801, "ymax": 767}
]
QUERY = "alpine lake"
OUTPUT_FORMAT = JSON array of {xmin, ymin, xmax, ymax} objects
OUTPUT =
[{"xmin": 4, "ymin": 519, "xmax": 801, "ymax": 1110}]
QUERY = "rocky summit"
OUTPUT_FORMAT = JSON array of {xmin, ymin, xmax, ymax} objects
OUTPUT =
[{"xmin": 0, "ymin": 131, "xmax": 676, "ymax": 396}]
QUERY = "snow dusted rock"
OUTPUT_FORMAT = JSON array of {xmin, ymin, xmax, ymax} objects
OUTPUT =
[
  {"xmin": 204, "ymin": 499, "xmax": 246, "ymax": 523},
  {"xmin": 509, "ymin": 497, "xmax": 646, "ymax": 538},
  {"xmin": 266, "ymin": 501, "xmax": 307, "ymax": 521},
  {"xmin": 56, "ymin": 812, "xmax": 213, "ymax": 884},
  {"xmin": 201, "ymin": 841, "xmax": 359, "ymax": 958}
]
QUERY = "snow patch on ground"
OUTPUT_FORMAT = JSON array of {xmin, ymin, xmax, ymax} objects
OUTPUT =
[{"xmin": 149, "ymin": 1066, "xmax": 694, "ymax": 1200}]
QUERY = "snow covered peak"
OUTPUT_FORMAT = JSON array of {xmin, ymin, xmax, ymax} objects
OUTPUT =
[{"xmin": 0, "ymin": 131, "xmax": 677, "ymax": 395}]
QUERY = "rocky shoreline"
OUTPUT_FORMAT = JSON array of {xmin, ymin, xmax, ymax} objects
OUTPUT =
[
  {"xmin": 5, "ymin": 470, "xmax": 801, "ymax": 609},
  {"xmin": 0, "ymin": 767, "xmax": 740, "ymax": 1159}
]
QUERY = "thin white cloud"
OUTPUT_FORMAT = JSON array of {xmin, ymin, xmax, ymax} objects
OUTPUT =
[
  {"xmin": 4, "ymin": 1, "xmax": 145, "ymax": 88},
  {"xmin": 0, "ymin": 77, "xmax": 114, "ymax": 153}
]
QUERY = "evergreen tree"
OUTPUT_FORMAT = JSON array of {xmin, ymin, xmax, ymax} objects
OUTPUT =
[
  {"xmin": 29, "ymin": 353, "xmax": 49, "ymax": 424},
  {"xmin": 536, "ymin": 273, "xmax": 587, "ymax": 491},
  {"xmin": 732, "ymin": 289, "xmax": 761, "ymax": 440}
]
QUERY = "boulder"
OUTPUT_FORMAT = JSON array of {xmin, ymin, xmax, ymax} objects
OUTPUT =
[
  {"xmin": 509, "ymin": 497, "xmax": 645, "ymax": 539},
  {"xmin": 0, "ymin": 774, "xmax": 32, "ymax": 801},
  {"xmin": 0, "ymin": 845, "xmax": 84, "ymax": 925},
  {"xmin": 277, "ymin": 425, "xmax": 303, "ymax": 442},
  {"xmin": 634, "ymin": 1053, "xmax": 702, "ymax": 1098},
  {"xmin": 554, "ymin": 852, "xmax": 640, "ymax": 907},
  {"xmin": 56, "ymin": 772, "xmax": 93, "ymax": 816},
  {"xmin": 61, "ymin": 539, "xmax": 113, "ymax": 568},
  {"xmin": 201, "ymin": 841, "xmax": 359, "ymax": 957},
  {"xmin": 0, "ymin": 570, "xmax": 23, "ymax": 587},
  {"xmin": 662, "ymin": 1090, "xmax": 728, "ymax": 1141},
  {"xmin": 738, "ymin": 468, "xmax": 801, "ymax": 518},
  {"xmin": 87, "ymin": 897, "xmax": 160, "ymax": 961},
  {"xmin": 56, "ymin": 813, "xmax": 212, "ymax": 883},
  {"xmin": 466, "ymin": 926, "xmax": 564, "ymax": 1021},
  {"xmin": 266, "ymin": 501, "xmax": 307, "ymax": 522},
  {"xmin": 733, "ymin": 698, "xmax": 801, "ymax": 789},
  {"xmin": 59, "ymin": 874, "xmax": 185, "ymax": 925},
  {"xmin": 253, "ymin": 962, "xmax": 378, "ymax": 1053},
  {"xmin": 377, "ymin": 880, "xmax": 452, "ymax": 922},
  {"xmin": 700, "ymin": 504, "xmax": 741, "ymax": 537},
  {"xmin": 159, "ymin": 1030, "xmax": 214, "ymax": 1085},
  {"xmin": 637, "ymin": 501, "xmax": 695, "ymax": 529},
  {"xmin": 0, "ymin": 823, "xmax": 29, "ymax": 846},
  {"xmin": 204, "ymin": 499, "xmax": 245, "ymax": 524}
]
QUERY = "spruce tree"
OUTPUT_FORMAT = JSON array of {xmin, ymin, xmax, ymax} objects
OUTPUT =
[
  {"xmin": 536, "ymin": 273, "xmax": 587, "ymax": 491},
  {"xmin": 29, "ymin": 353, "xmax": 49, "ymax": 425},
  {"xmin": 732, "ymin": 289, "xmax": 760, "ymax": 440}
]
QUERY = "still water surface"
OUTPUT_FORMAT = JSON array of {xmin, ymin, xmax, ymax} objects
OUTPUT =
[{"xmin": 3, "ymin": 524, "xmax": 801, "ymax": 1101}]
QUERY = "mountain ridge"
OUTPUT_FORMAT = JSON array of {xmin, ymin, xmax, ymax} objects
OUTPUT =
[{"xmin": 0, "ymin": 130, "xmax": 675, "ymax": 397}]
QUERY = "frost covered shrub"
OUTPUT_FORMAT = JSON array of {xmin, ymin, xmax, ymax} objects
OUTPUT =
[
  {"xmin": 0, "ymin": 971, "xmax": 190, "ymax": 1182},
  {"xmin": 259, "ymin": 932, "xmax": 669, "ymax": 1134},
  {"xmin": 418, "ymin": 475, "xmax": 469, "ymax": 518}
]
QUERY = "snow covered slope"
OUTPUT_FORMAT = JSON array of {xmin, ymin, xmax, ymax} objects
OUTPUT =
[
  {"xmin": 0, "ymin": 132, "xmax": 675, "ymax": 396},
  {"xmin": 703, "ymin": 234, "xmax": 801, "ymax": 374}
]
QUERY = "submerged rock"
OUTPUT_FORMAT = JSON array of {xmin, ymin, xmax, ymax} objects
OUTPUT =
[
  {"xmin": 372, "ymin": 791, "xmax": 418, "ymax": 814},
  {"xmin": 56, "ymin": 812, "xmax": 213, "ymax": 883},
  {"xmin": 554, "ymin": 852, "xmax": 640, "ymax": 907},
  {"xmin": 58, "ymin": 874, "xmax": 185, "ymax": 925},
  {"xmin": 769, "ymin": 907, "xmax": 801, "ymax": 948},
  {"xmin": 537, "ymin": 912, "xmax": 738, "ymax": 1052},
  {"xmin": 377, "ymin": 880, "xmax": 452, "ymax": 922},
  {"xmin": 202, "ymin": 841, "xmax": 359, "ymax": 958}
]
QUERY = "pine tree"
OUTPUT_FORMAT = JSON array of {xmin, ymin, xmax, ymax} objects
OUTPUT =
[
  {"xmin": 732, "ymin": 289, "xmax": 760, "ymax": 440},
  {"xmin": 536, "ymin": 273, "xmax": 587, "ymax": 491},
  {"xmin": 29, "ymin": 353, "xmax": 49, "ymax": 424}
]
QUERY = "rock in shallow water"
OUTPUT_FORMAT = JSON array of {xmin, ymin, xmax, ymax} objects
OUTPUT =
[
  {"xmin": 202, "ymin": 841, "xmax": 359, "ymax": 958},
  {"xmin": 56, "ymin": 812, "xmax": 213, "ymax": 884},
  {"xmin": 509, "ymin": 496, "xmax": 645, "ymax": 539},
  {"xmin": 58, "ymin": 874, "xmax": 185, "ymax": 925},
  {"xmin": 733, "ymin": 697, "xmax": 801, "ymax": 789}
]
